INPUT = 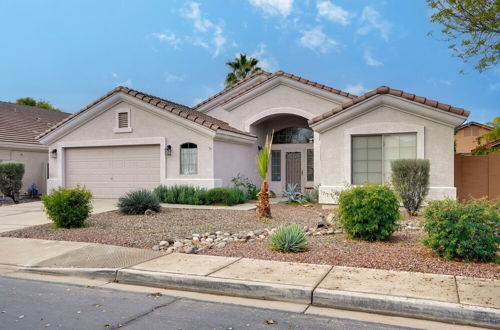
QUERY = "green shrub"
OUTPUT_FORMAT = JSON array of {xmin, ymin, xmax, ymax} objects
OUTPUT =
[
  {"xmin": 118, "ymin": 189, "xmax": 161, "ymax": 215},
  {"xmin": 304, "ymin": 187, "xmax": 319, "ymax": 203},
  {"xmin": 41, "ymin": 186, "xmax": 93, "ymax": 228},
  {"xmin": 153, "ymin": 185, "xmax": 207, "ymax": 205},
  {"xmin": 283, "ymin": 183, "xmax": 306, "ymax": 204},
  {"xmin": 423, "ymin": 199, "xmax": 499, "ymax": 262},
  {"xmin": 338, "ymin": 185, "xmax": 400, "ymax": 241},
  {"xmin": 391, "ymin": 159, "xmax": 430, "ymax": 215},
  {"xmin": 231, "ymin": 173, "xmax": 258, "ymax": 200},
  {"xmin": 206, "ymin": 187, "xmax": 246, "ymax": 206},
  {"xmin": 269, "ymin": 224, "xmax": 308, "ymax": 252},
  {"xmin": 0, "ymin": 162, "xmax": 25, "ymax": 203}
]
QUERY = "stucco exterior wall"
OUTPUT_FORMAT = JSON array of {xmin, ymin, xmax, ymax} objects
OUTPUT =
[
  {"xmin": 47, "ymin": 100, "xmax": 217, "ymax": 191},
  {"xmin": 455, "ymin": 125, "xmax": 491, "ymax": 153},
  {"xmin": 0, "ymin": 147, "xmax": 47, "ymax": 195},
  {"xmin": 213, "ymin": 140, "xmax": 258, "ymax": 188},
  {"xmin": 316, "ymin": 105, "xmax": 457, "ymax": 203}
]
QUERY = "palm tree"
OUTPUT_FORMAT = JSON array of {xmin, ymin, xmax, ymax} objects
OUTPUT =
[
  {"xmin": 225, "ymin": 53, "xmax": 261, "ymax": 87},
  {"xmin": 256, "ymin": 134, "xmax": 273, "ymax": 218}
]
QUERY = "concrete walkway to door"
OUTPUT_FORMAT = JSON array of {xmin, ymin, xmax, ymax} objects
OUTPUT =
[{"xmin": 0, "ymin": 199, "xmax": 118, "ymax": 233}]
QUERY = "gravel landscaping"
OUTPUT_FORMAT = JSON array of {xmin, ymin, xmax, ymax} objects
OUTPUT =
[{"xmin": 2, "ymin": 203, "xmax": 498, "ymax": 279}]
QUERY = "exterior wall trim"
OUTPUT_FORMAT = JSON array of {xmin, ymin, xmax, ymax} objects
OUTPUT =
[
  {"xmin": 0, "ymin": 142, "xmax": 47, "ymax": 152},
  {"xmin": 243, "ymin": 107, "xmax": 314, "ymax": 132}
]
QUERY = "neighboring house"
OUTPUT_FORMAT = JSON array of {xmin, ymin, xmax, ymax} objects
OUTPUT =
[
  {"xmin": 455, "ymin": 121, "xmax": 492, "ymax": 154},
  {"xmin": 0, "ymin": 102, "xmax": 70, "ymax": 195},
  {"xmin": 38, "ymin": 71, "xmax": 469, "ymax": 203}
]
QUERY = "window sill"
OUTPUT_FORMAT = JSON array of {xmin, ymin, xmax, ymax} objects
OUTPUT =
[{"xmin": 114, "ymin": 127, "xmax": 133, "ymax": 133}]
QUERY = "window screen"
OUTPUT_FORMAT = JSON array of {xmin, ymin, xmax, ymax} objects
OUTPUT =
[
  {"xmin": 306, "ymin": 149, "xmax": 314, "ymax": 181},
  {"xmin": 271, "ymin": 150, "xmax": 281, "ymax": 181},
  {"xmin": 180, "ymin": 143, "xmax": 197, "ymax": 175}
]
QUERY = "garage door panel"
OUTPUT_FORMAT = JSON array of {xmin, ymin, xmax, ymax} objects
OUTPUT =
[{"xmin": 65, "ymin": 145, "xmax": 160, "ymax": 198}]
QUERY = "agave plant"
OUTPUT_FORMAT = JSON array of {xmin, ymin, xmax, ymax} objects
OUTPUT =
[
  {"xmin": 256, "ymin": 134, "xmax": 273, "ymax": 218},
  {"xmin": 283, "ymin": 183, "xmax": 306, "ymax": 204},
  {"xmin": 269, "ymin": 224, "xmax": 308, "ymax": 253}
]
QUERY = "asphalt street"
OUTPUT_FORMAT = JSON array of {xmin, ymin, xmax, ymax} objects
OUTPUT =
[{"xmin": 0, "ymin": 275, "xmax": 416, "ymax": 330}]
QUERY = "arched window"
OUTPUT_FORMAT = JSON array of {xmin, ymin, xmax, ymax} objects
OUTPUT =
[
  {"xmin": 272, "ymin": 127, "xmax": 313, "ymax": 144},
  {"xmin": 180, "ymin": 143, "xmax": 197, "ymax": 174}
]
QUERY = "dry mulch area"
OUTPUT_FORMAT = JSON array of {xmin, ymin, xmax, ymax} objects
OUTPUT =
[{"xmin": 3, "ymin": 203, "xmax": 498, "ymax": 279}]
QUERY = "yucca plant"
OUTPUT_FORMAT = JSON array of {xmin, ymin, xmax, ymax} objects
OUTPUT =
[
  {"xmin": 257, "ymin": 134, "xmax": 273, "ymax": 218},
  {"xmin": 269, "ymin": 224, "xmax": 308, "ymax": 253},
  {"xmin": 118, "ymin": 189, "xmax": 161, "ymax": 215}
]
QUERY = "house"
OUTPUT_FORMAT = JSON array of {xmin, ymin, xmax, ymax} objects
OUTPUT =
[
  {"xmin": 455, "ymin": 121, "xmax": 492, "ymax": 154},
  {"xmin": 0, "ymin": 102, "xmax": 70, "ymax": 195},
  {"xmin": 37, "ymin": 71, "xmax": 469, "ymax": 203}
]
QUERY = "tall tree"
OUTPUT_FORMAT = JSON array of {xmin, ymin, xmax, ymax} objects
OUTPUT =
[
  {"xmin": 225, "ymin": 53, "xmax": 262, "ymax": 87},
  {"xmin": 16, "ymin": 97, "xmax": 61, "ymax": 111},
  {"xmin": 426, "ymin": 0, "xmax": 499, "ymax": 72}
]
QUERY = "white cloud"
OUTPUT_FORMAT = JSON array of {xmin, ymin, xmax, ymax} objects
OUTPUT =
[
  {"xmin": 357, "ymin": 6, "xmax": 391, "ymax": 41},
  {"xmin": 152, "ymin": 32, "xmax": 181, "ymax": 48},
  {"xmin": 165, "ymin": 73, "xmax": 185, "ymax": 83},
  {"xmin": 316, "ymin": 1, "xmax": 350, "ymax": 25},
  {"xmin": 299, "ymin": 27, "xmax": 337, "ymax": 53},
  {"xmin": 250, "ymin": 43, "xmax": 278, "ymax": 71},
  {"xmin": 489, "ymin": 82, "xmax": 500, "ymax": 91},
  {"xmin": 179, "ymin": 2, "xmax": 227, "ymax": 57},
  {"xmin": 248, "ymin": 0, "xmax": 293, "ymax": 17},
  {"xmin": 439, "ymin": 79, "xmax": 453, "ymax": 86},
  {"xmin": 111, "ymin": 72, "xmax": 119, "ymax": 79},
  {"xmin": 117, "ymin": 79, "xmax": 133, "ymax": 88},
  {"xmin": 344, "ymin": 83, "xmax": 367, "ymax": 95},
  {"xmin": 363, "ymin": 49, "xmax": 383, "ymax": 67}
]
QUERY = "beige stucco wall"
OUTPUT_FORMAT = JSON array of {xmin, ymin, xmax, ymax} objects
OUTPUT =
[
  {"xmin": 213, "ymin": 140, "xmax": 258, "ymax": 187},
  {"xmin": 455, "ymin": 125, "xmax": 490, "ymax": 153},
  {"xmin": 0, "ymin": 147, "xmax": 47, "ymax": 195},
  {"xmin": 316, "ymin": 104, "xmax": 457, "ymax": 203},
  {"xmin": 47, "ymin": 100, "xmax": 217, "ymax": 191}
]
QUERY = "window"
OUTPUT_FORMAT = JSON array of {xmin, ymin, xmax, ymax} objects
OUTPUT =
[
  {"xmin": 271, "ymin": 150, "xmax": 281, "ymax": 181},
  {"xmin": 273, "ymin": 127, "xmax": 313, "ymax": 144},
  {"xmin": 352, "ymin": 133, "xmax": 417, "ymax": 185},
  {"xmin": 118, "ymin": 112, "xmax": 129, "ymax": 128},
  {"xmin": 306, "ymin": 149, "xmax": 314, "ymax": 181},
  {"xmin": 180, "ymin": 143, "xmax": 197, "ymax": 175}
]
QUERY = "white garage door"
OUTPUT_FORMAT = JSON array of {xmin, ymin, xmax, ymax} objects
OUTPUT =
[{"xmin": 65, "ymin": 145, "xmax": 160, "ymax": 198}]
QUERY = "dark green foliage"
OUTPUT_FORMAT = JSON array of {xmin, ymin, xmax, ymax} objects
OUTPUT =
[
  {"xmin": 41, "ymin": 186, "xmax": 93, "ymax": 228},
  {"xmin": 231, "ymin": 173, "xmax": 258, "ymax": 200},
  {"xmin": 269, "ymin": 224, "xmax": 308, "ymax": 252},
  {"xmin": 338, "ymin": 185, "xmax": 400, "ymax": 241},
  {"xmin": 0, "ymin": 162, "xmax": 25, "ymax": 203},
  {"xmin": 118, "ymin": 189, "xmax": 161, "ymax": 215},
  {"xmin": 423, "ymin": 199, "xmax": 499, "ymax": 262},
  {"xmin": 391, "ymin": 159, "xmax": 430, "ymax": 215},
  {"xmin": 206, "ymin": 187, "xmax": 246, "ymax": 206},
  {"xmin": 154, "ymin": 185, "xmax": 207, "ymax": 205},
  {"xmin": 16, "ymin": 97, "xmax": 61, "ymax": 111}
]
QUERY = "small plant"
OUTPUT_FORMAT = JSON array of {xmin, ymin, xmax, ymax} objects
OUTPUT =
[
  {"xmin": 338, "ymin": 185, "xmax": 400, "ymax": 241},
  {"xmin": 231, "ymin": 173, "xmax": 259, "ymax": 200},
  {"xmin": 303, "ymin": 187, "xmax": 319, "ymax": 203},
  {"xmin": 423, "ymin": 199, "xmax": 499, "ymax": 262},
  {"xmin": 41, "ymin": 186, "xmax": 93, "ymax": 228},
  {"xmin": 118, "ymin": 189, "xmax": 161, "ymax": 215},
  {"xmin": 269, "ymin": 224, "xmax": 308, "ymax": 252},
  {"xmin": 257, "ymin": 134, "xmax": 273, "ymax": 218},
  {"xmin": 283, "ymin": 183, "xmax": 306, "ymax": 204},
  {"xmin": 391, "ymin": 159, "xmax": 430, "ymax": 215},
  {"xmin": 0, "ymin": 162, "xmax": 25, "ymax": 203},
  {"xmin": 206, "ymin": 187, "xmax": 246, "ymax": 206},
  {"xmin": 154, "ymin": 185, "xmax": 207, "ymax": 205}
]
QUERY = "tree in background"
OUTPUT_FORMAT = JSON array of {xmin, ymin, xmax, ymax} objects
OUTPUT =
[
  {"xmin": 0, "ymin": 162, "xmax": 25, "ymax": 203},
  {"xmin": 426, "ymin": 0, "xmax": 499, "ymax": 72},
  {"xmin": 225, "ymin": 53, "xmax": 261, "ymax": 87},
  {"xmin": 256, "ymin": 134, "xmax": 273, "ymax": 218},
  {"xmin": 16, "ymin": 97, "xmax": 61, "ymax": 111},
  {"xmin": 472, "ymin": 117, "xmax": 500, "ymax": 154}
]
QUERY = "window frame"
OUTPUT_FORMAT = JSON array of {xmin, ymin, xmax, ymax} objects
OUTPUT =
[
  {"xmin": 180, "ymin": 142, "xmax": 198, "ymax": 175},
  {"xmin": 306, "ymin": 149, "xmax": 314, "ymax": 182},
  {"xmin": 271, "ymin": 150, "xmax": 281, "ymax": 181}
]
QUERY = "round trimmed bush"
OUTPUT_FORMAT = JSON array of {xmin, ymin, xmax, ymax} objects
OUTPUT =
[
  {"xmin": 269, "ymin": 224, "xmax": 308, "ymax": 252},
  {"xmin": 423, "ymin": 199, "xmax": 499, "ymax": 262},
  {"xmin": 41, "ymin": 186, "xmax": 93, "ymax": 228},
  {"xmin": 118, "ymin": 189, "xmax": 160, "ymax": 215},
  {"xmin": 338, "ymin": 185, "xmax": 400, "ymax": 241}
]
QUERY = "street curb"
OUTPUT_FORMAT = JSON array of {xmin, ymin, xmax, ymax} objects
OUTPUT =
[
  {"xmin": 20, "ymin": 267, "xmax": 117, "ymax": 282},
  {"xmin": 313, "ymin": 288, "xmax": 500, "ymax": 328},
  {"xmin": 116, "ymin": 269, "xmax": 313, "ymax": 304}
]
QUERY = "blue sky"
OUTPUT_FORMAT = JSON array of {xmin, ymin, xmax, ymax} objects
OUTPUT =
[{"xmin": 0, "ymin": 0, "xmax": 498, "ymax": 122}]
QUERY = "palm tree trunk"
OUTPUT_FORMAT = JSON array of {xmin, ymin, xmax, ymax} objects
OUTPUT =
[{"xmin": 257, "ymin": 180, "xmax": 271, "ymax": 218}]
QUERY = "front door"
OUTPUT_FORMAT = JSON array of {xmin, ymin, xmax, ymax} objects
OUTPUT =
[{"xmin": 286, "ymin": 152, "xmax": 301, "ymax": 191}]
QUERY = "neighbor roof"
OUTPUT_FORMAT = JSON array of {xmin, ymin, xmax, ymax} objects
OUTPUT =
[
  {"xmin": 193, "ymin": 70, "xmax": 357, "ymax": 110},
  {"xmin": 37, "ymin": 87, "xmax": 255, "ymax": 140},
  {"xmin": 456, "ymin": 121, "xmax": 492, "ymax": 131},
  {"xmin": 0, "ymin": 101, "xmax": 71, "ymax": 145},
  {"xmin": 309, "ymin": 86, "xmax": 471, "ymax": 125}
]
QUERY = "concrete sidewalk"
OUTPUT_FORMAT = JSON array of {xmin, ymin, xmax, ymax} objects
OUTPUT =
[
  {"xmin": 0, "ymin": 237, "xmax": 498, "ymax": 328},
  {"xmin": 0, "ymin": 199, "xmax": 118, "ymax": 233}
]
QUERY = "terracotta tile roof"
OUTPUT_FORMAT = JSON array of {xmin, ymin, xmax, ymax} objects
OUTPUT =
[
  {"xmin": 37, "ymin": 87, "xmax": 255, "ymax": 140},
  {"xmin": 308, "ymin": 86, "xmax": 471, "ymax": 125},
  {"xmin": 192, "ymin": 70, "xmax": 272, "ymax": 110},
  {"xmin": 0, "ymin": 102, "xmax": 71, "ymax": 145},
  {"xmin": 193, "ymin": 70, "xmax": 357, "ymax": 110}
]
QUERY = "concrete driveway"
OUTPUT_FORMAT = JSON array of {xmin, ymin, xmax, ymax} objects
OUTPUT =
[{"xmin": 0, "ymin": 199, "xmax": 118, "ymax": 233}]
